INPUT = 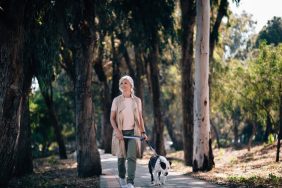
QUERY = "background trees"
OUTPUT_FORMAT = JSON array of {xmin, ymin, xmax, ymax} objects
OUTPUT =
[
  {"xmin": 256, "ymin": 17, "xmax": 282, "ymax": 46},
  {"xmin": 0, "ymin": 0, "xmax": 281, "ymax": 185}
]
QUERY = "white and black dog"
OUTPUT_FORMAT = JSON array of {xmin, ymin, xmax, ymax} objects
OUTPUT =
[{"xmin": 148, "ymin": 155, "xmax": 172, "ymax": 185}]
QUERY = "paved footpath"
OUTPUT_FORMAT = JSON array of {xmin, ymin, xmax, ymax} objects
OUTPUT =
[{"xmin": 99, "ymin": 153, "xmax": 225, "ymax": 188}]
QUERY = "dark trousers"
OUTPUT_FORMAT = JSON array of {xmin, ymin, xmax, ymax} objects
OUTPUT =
[{"xmin": 118, "ymin": 129, "xmax": 137, "ymax": 184}]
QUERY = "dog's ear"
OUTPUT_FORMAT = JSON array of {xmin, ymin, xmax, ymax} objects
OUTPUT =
[
  {"xmin": 160, "ymin": 162, "xmax": 166, "ymax": 170},
  {"xmin": 169, "ymin": 160, "xmax": 172, "ymax": 166}
]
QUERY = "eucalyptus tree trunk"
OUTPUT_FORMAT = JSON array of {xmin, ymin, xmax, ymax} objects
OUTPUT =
[
  {"xmin": 149, "ymin": 35, "xmax": 166, "ymax": 156},
  {"xmin": 193, "ymin": 0, "xmax": 214, "ymax": 172},
  {"xmin": 0, "ymin": 1, "xmax": 28, "ymax": 185},
  {"xmin": 180, "ymin": 0, "xmax": 196, "ymax": 166},
  {"xmin": 73, "ymin": 0, "xmax": 101, "ymax": 177}
]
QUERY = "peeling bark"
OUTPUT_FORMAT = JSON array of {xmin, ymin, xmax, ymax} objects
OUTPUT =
[{"xmin": 193, "ymin": 0, "xmax": 214, "ymax": 172}]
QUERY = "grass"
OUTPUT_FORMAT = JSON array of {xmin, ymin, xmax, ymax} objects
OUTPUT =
[{"xmin": 163, "ymin": 143, "xmax": 282, "ymax": 187}]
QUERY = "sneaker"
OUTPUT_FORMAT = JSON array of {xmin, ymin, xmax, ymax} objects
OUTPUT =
[
  {"xmin": 119, "ymin": 178, "xmax": 127, "ymax": 188},
  {"xmin": 127, "ymin": 183, "xmax": 135, "ymax": 188}
]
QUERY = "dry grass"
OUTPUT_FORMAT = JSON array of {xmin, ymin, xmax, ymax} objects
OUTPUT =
[
  {"xmin": 8, "ymin": 155, "xmax": 99, "ymax": 188},
  {"xmin": 157, "ymin": 143, "xmax": 282, "ymax": 187}
]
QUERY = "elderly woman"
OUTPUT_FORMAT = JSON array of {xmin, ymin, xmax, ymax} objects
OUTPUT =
[{"xmin": 110, "ymin": 75, "xmax": 148, "ymax": 188}]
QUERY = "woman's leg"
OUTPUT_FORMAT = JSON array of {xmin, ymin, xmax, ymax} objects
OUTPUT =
[
  {"xmin": 127, "ymin": 137, "xmax": 137, "ymax": 184},
  {"xmin": 118, "ymin": 158, "xmax": 126, "ymax": 178}
]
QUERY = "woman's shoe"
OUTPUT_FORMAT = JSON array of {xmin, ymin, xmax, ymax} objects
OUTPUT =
[
  {"xmin": 119, "ymin": 178, "xmax": 127, "ymax": 188},
  {"xmin": 127, "ymin": 183, "xmax": 135, "ymax": 188}
]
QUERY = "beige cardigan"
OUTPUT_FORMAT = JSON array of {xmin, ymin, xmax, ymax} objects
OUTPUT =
[{"xmin": 111, "ymin": 95, "xmax": 145, "ymax": 158}]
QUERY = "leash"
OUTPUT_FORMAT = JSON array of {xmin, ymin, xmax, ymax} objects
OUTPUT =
[
  {"xmin": 123, "ymin": 135, "xmax": 145, "ymax": 141},
  {"xmin": 123, "ymin": 136, "xmax": 158, "ymax": 156},
  {"xmin": 145, "ymin": 140, "xmax": 158, "ymax": 156}
]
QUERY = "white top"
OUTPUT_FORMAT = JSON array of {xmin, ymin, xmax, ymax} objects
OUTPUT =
[{"xmin": 111, "ymin": 97, "xmax": 142, "ymax": 130}]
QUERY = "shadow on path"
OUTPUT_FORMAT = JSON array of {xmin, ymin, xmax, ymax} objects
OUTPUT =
[{"xmin": 100, "ymin": 152, "xmax": 225, "ymax": 188}]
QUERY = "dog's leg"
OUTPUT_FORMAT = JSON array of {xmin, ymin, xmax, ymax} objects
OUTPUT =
[
  {"xmin": 153, "ymin": 171, "xmax": 160, "ymax": 186},
  {"xmin": 162, "ymin": 175, "xmax": 167, "ymax": 185},
  {"xmin": 156, "ymin": 172, "xmax": 161, "ymax": 186},
  {"xmin": 149, "ymin": 164, "xmax": 154, "ymax": 184}
]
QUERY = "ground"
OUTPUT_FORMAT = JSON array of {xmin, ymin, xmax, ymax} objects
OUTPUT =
[
  {"xmin": 164, "ymin": 143, "xmax": 282, "ymax": 187},
  {"xmin": 8, "ymin": 143, "xmax": 282, "ymax": 187},
  {"xmin": 8, "ymin": 155, "xmax": 99, "ymax": 188}
]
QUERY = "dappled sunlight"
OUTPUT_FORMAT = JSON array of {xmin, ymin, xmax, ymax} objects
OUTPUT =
[
  {"xmin": 9, "ymin": 154, "xmax": 99, "ymax": 187},
  {"xmin": 166, "ymin": 144, "xmax": 282, "ymax": 186}
]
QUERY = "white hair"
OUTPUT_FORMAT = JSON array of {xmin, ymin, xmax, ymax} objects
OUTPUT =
[{"xmin": 119, "ymin": 75, "xmax": 135, "ymax": 95}]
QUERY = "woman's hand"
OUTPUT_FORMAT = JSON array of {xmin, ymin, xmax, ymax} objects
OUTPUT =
[
  {"xmin": 142, "ymin": 133, "xmax": 148, "ymax": 141},
  {"xmin": 115, "ymin": 130, "xmax": 123, "ymax": 140}
]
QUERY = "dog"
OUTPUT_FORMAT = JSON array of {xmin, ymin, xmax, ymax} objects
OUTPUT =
[{"xmin": 148, "ymin": 155, "xmax": 172, "ymax": 185}]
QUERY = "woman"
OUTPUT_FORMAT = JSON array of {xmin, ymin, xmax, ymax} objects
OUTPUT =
[{"xmin": 110, "ymin": 75, "xmax": 148, "ymax": 188}]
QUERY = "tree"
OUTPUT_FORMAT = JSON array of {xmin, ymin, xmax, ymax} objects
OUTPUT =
[
  {"xmin": 222, "ymin": 11, "xmax": 256, "ymax": 60},
  {"xmin": 93, "ymin": 38, "xmax": 112, "ymax": 153},
  {"xmin": 193, "ymin": 0, "xmax": 214, "ymax": 172},
  {"xmin": 277, "ymin": 83, "xmax": 282, "ymax": 162},
  {"xmin": 13, "ymin": 56, "xmax": 34, "ymax": 176},
  {"xmin": 0, "ymin": 0, "xmax": 31, "ymax": 185},
  {"xmin": 119, "ymin": 0, "xmax": 175, "ymax": 156},
  {"xmin": 28, "ymin": 0, "xmax": 68, "ymax": 159},
  {"xmin": 218, "ymin": 43, "xmax": 282, "ymax": 149},
  {"xmin": 180, "ymin": 0, "xmax": 196, "ymax": 166},
  {"xmin": 69, "ymin": 0, "xmax": 102, "ymax": 177},
  {"xmin": 256, "ymin": 17, "xmax": 282, "ymax": 46},
  {"xmin": 209, "ymin": 0, "xmax": 230, "ymax": 104},
  {"xmin": 162, "ymin": 65, "xmax": 184, "ymax": 150},
  {"xmin": 45, "ymin": 0, "xmax": 103, "ymax": 176},
  {"xmin": 210, "ymin": 0, "xmax": 229, "ymax": 62}
]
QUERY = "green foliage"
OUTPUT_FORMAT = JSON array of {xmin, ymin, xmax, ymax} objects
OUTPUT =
[
  {"xmin": 220, "ymin": 11, "xmax": 256, "ymax": 60},
  {"xmin": 30, "ymin": 90, "xmax": 54, "ymax": 158},
  {"xmin": 30, "ymin": 72, "xmax": 75, "ymax": 158},
  {"xmin": 218, "ymin": 139, "xmax": 231, "ymax": 148},
  {"xmin": 118, "ymin": 0, "xmax": 176, "ymax": 49},
  {"xmin": 29, "ymin": 1, "xmax": 61, "ymax": 94},
  {"xmin": 52, "ymin": 72, "xmax": 75, "ymax": 141},
  {"xmin": 268, "ymin": 134, "xmax": 275, "ymax": 144},
  {"xmin": 227, "ymin": 174, "xmax": 282, "ymax": 187},
  {"xmin": 47, "ymin": 155, "xmax": 59, "ymax": 165},
  {"xmin": 211, "ymin": 40, "xmax": 282, "ymax": 146},
  {"xmin": 161, "ymin": 64, "xmax": 182, "ymax": 119},
  {"xmin": 256, "ymin": 17, "xmax": 282, "ymax": 46},
  {"xmin": 268, "ymin": 173, "xmax": 281, "ymax": 185}
]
